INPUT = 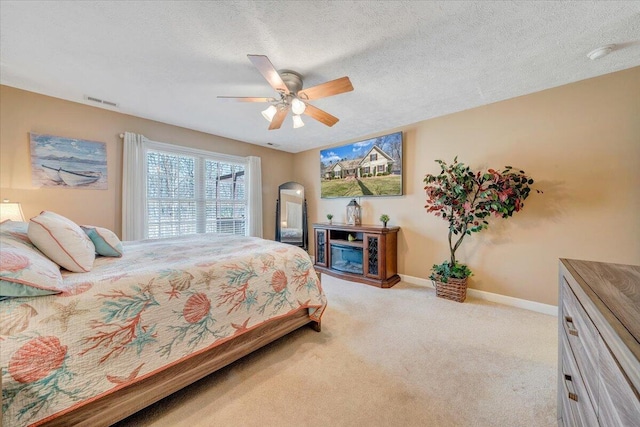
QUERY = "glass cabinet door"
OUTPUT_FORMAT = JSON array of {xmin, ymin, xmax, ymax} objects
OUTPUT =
[
  {"xmin": 315, "ymin": 228, "xmax": 328, "ymax": 267},
  {"xmin": 364, "ymin": 234, "xmax": 382, "ymax": 279}
]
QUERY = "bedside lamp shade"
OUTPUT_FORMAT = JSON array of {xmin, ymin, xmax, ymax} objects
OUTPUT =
[{"xmin": 0, "ymin": 201, "xmax": 25, "ymax": 222}]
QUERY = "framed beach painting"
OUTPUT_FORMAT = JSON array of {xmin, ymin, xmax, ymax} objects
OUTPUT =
[
  {"xmin": 320, "ymin": 131, "xmax": 403, "ymax": 198},
  {"xmin": 30, "ymin": 133, "xmax": 107, "ymax": 190}
]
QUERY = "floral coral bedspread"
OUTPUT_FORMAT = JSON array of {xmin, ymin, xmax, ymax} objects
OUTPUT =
[{"xmin": 1, "ymin": 234, "xmax": 326, "ymax": 426}]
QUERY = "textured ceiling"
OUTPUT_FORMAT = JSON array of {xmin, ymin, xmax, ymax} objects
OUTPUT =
[{"xmin": 1, "ymin": 1, "xmax": 639, "ymax": 153}]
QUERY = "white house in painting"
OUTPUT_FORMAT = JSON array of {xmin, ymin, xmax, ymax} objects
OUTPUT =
[
  {"xmin": 324, "ymin": 146, "xmax": 395, "ymax": 179},
  {"xmin": 358, "ymin": 146, "xmax": 394, "ymax": 176},
  {"xmin": 325, "ymin": 159, "xmax": 360, "ymax": 179}
]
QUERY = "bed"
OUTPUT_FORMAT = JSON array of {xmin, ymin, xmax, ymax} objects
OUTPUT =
[{"xmin": 1, "ymin": 219, "xmax": 326, "ymax": 426}]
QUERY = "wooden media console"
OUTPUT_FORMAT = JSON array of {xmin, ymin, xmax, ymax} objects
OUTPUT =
[{"xmin": 312, "ymin": 223, "xmax": 400, "ymax": 288}]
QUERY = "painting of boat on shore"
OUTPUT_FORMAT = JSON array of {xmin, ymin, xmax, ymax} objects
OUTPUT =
[{"xmin": 30, "ymin": 133, "xmax": 107, "ymax": 189}]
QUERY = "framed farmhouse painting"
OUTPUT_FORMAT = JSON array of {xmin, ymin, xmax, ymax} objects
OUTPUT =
[
  {"xmin": 30, "ymin": 133, "xmax": 107, "ymax": 190},
  {"xmin": 320, "ymin": 131, "xmax": 403, "ymax": 198}
]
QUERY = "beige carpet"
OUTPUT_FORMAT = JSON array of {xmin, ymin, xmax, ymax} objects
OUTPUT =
[{"xmin": 115, "ymin": 275, "xmax": 558, "ymax": 427}]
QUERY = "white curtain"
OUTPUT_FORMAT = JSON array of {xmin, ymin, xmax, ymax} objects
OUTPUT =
[
  {"xmin": 246, "ymin": 156, "xmax": 263, "ymax": 238},
  {"xmin": 122, "ymin": 132, "xmax": 148, "ymax": 241}
]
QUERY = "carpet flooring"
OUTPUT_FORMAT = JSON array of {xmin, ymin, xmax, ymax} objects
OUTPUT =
[{"xmin": 115, "ymin": 275, "xmax": 558, "ymax": 427}]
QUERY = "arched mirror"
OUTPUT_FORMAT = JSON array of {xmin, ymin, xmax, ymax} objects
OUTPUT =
[{"xmin": 275, "ymin": 182, "xmax": 308, "ymax": 250}]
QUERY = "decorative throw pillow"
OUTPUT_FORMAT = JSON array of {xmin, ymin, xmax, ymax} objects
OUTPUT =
[
  {"xmin": 0, "ymin": 220, "xmax": 36, "ymax": 250},
  {"xmin": 81, "ymin": 225, "xmax": 124, "ymax": 257},
  {"xmin": 28, "ymin": 211, "xmax": 95, "ymax": 272},
  {"xmin": 0, "ymin": 244, "xmax": 65, "ymax": 297}
]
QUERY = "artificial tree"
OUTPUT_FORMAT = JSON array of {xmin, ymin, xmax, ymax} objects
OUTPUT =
[{"xmin": 424, "ymin": 157, "xmax": 538, "ymax": 284}]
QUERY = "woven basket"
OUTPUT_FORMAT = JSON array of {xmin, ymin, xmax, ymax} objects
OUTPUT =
[{"xmin": 434, "ymin": 277, "xmax": 468, "ymax": 303}]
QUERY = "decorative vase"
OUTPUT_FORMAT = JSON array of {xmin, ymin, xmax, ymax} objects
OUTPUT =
[
  {"xmin": 382, "ymin": 221, "xmax": 388, "ymax": 227},
  {"xmin": 433, "ymin": 277, "xmax": 468, "ymax": 303}
]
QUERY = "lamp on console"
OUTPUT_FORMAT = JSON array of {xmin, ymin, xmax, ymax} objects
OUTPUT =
[{"xmin": 0, "ymin": 199, "xmax": 25, "ymax": 222}]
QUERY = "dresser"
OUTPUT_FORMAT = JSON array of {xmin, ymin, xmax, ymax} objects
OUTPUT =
[{"xmin": 558, "ymin": 259, "xmax": 640, "ymax": 426}]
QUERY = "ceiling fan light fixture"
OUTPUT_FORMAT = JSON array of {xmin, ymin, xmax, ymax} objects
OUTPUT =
[
  {"xmin": 222, "ymin": 55, "xmax": 352, "ymax": 131},
  {"xmin": 587, "ymin": 44, "xmax": 616, "ymax": 60},
  {"xmin": 261, "ymin": 105, "xmax": 277, "ymax": 122},
  {"xmin": 291, "ymin": 98, "xmax": 306, "ymax": 115},
  {"xmin": 292, "ymin": 115, "xmax": 304, "ymax": 129}
]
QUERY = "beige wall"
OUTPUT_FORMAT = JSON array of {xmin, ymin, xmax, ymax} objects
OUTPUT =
[
  {"xmin": 293, "ymin": 67, "xmax": 640, "ymax": 306},
  {"xmin": 0, "ymin": 85, "xmax": 294, "ymax": 240},
  {"xmin": 2, "ymin": 68, "xmax": 638, "ymax": 306}
]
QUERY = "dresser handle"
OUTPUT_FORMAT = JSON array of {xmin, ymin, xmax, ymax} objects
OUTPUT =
[
  {"xmin": 564, "ymin": 374, "xmax": 578, "ymax": 402},
  {"xmin": 564, "ymin": 316, "xmax": 579, "ymax": 337}
]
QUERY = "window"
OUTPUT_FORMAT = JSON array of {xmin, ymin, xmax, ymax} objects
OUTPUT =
[
  {"xmin": 364, "ymin": 166, "xmax": 370, "ymax": 174},
  {"xmin": 370, "ymin": 153, "xmax": 378, "ymax": 161},
  {"xmin": 146, "ymin": 148, "xmax": 246, "ymax": 239},
  {"xmin": 122, "ymin": 133, "xmax": 261, "ymax": 241},
  {"xmin": 377, "ymin": 165, "xmax": 385, "ymax": 172}
]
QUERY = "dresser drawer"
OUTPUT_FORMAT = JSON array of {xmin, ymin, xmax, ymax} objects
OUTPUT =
[
  {"xmin": 597, "ymin": 336, "xmax": 640, "ymax": 427},
  {"xmin": 560, "ymin": 331, "xmax": 599, "ymax": 427},
  {"xmin": 561, "ymin": 278, "xmax": 600, "ymax": 410},
  {"xmin": 559, "ymin": 259, "xmax": 640, "ymax": 427}
]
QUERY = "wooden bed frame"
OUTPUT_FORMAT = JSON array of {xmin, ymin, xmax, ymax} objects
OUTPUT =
[{"xmin": 34, "ymin": 310, "xmax": 320, "ymax": 427}]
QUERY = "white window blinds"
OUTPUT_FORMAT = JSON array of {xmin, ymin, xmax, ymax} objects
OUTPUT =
[
  {"xmin": 122, "ymin": 133, "xmax": 261, "ymax": 241},
  {"xmin": 146, "ymin": 148, "xmax": 247, "ymax": 239}
]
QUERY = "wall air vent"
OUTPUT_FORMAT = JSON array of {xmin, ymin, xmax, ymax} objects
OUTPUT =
[{"xmin": 84, "ymin": 95, "xmax": 119, "ymax": 108}]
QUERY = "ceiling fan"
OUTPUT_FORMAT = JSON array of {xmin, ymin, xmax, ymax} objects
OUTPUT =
[{"xmin": 218, "ymin": 54, "xmax": 354, "ymax": 130}]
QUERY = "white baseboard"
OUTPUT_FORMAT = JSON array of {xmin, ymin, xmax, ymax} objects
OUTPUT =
[{"xmin": 399, "ymin": 274, "xmax": 558, "ymax": 316}]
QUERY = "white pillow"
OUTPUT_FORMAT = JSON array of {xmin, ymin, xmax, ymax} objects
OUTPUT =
[{"xmin": 28, "ymin": 211, "xmax": 95, "ymax": 272}]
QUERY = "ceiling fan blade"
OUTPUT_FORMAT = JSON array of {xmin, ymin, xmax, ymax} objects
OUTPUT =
[
  {"xmin": 217, "ymin": 96, "xmax": 277, "ymax": 102},
  {"xmin": 303, "ymin": 104, "xmax": 339, "ymax": 127},
  {"xmin": 297, "ymin": 76, "xmax": 353, "ymax": 101},
  {"xmin": 269, "ymin": 105, "xmax": 290, "ymax": 130},
  {"xmin": 247, "ymin": 54, "xmax": 289, "ymax": 95}
]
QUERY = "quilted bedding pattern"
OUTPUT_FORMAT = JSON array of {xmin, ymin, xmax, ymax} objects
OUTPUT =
[{"xmin": 1, "ymin": 234, "xmax": 326, "ymax": 426}]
